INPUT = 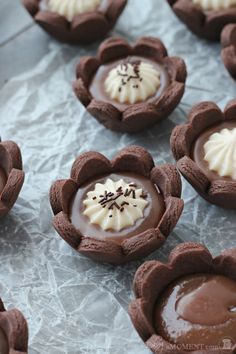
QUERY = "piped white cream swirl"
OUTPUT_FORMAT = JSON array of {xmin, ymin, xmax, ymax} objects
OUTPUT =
[
  {"xmin": 83, "ymin": 178, "xmax": 149, "ymax": 232},
  {"xmin": 192, "ymin": 0, "xmax": 236, "ymax": 10},
  {"xmin": 48, "ymin": 0, "xmax": 101, "ymax": 22},
  {"xmin": 204, "ymin": 128, "xmax": 236, "ymax": 179},
  {"xmin": 104, "ymin": 61, "xmax": 161, "ymax": 104}
]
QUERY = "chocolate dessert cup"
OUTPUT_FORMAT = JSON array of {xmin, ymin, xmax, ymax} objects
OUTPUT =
[
  {"xmin": 170, "ymin": 100, "xmax": 236, "ymax": 209},
  {"xmin": 221, "ymin": 23, "xmax": 236, "ymax": 79},
  {"xmin": 167, "ymin": 0, "xmax": 236, "ymax": 41},
  {"xmin": 0, "ymin": 140, "xmax": 24, "ymax": 218},
  {"xmin": 0, "ymin": 298, "xmax": 28, "ymax": 354},
  {"xmin": 73, "ymin": 37, "xmax": 187, "ymax": 133},
  {"xmin": 22, "ymin": 0, "xmax": 127, "ymax": 44},
  {"xmin": 129, "ymin": 242, "xmax": 236, "ymax": 353},
  {"xmin": 49, "ymin": 146, "xmax": 184, "ymax": 264}
]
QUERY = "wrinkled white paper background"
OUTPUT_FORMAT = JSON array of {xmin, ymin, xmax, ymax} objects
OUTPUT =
[{"xmin": 0, "ymin": 0, "xmax": 236, "ymax": 353}]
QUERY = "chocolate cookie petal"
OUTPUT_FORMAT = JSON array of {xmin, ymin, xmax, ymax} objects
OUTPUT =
[
  {"xmin": 73, "ymin": 78, "xmax": 92, "ymax": 107},
  {"xmin": 21, "ymin": 0, "xmax": 39, "ymax": 16},
  {"xmin": 129, "ymin": 299, "xmax": 155, "ymax": 341},
  {"xmin": 122, "ymin": 104, "xmax": 161, "ymax": 134},
  {"xmin": 53, "ymin": 211, "xmax": 82, "ymax": 249},
  {"xmin": 222, "ymin": 57, "xmax": 236, "ymax": 85},
  {"xmin": 50, "ymin": 179, "xmax": 78, "ymax": 215},
  {"xmin": 76, "ymin": 56, "xmax": 100, "ymax": 85},
  {"xmin": 177, "ymin": 156, "xmax": 210, "ymax": 193},
  {"xmin": 170, "ymin": 124, "xmax": 193, "ymax": 160},
  {"xmin": 71, "ymin": 12, "xmax": 110, "ymax": 44},
  {"xmin": 71, "ymin": 151, "xmax": 112, "ymax": 186},
  {"xmin": 87, "ymin": 100, "xmax": 122, "ymax": 131},
  {"xmin": 105, "ymin": 0, "xmax": 128, "ymax": 27},
  {"xmin": 0, "ymin": 169, "xmax": 24, "ymax": 210},
  {"xmin": 224, "ymin": 97, "xmax": 236, "ymax": 119},
  {"xmin": 122, "ymin": 229, "xmax": 165, "ymax": 261},
  {"xmin": 208, "ymin": 180, "xmax": 236, "ymax": 209},
  {"xmin": 221, "ymin": 23, "xmax": 236, "ymax": 48},
  {"xmin": 188, "ymin": 101, "xmax": 223, "ymax": 130},
  {"xmin": 158, "ymin": 196, "xmax": 184, "ymax": 237},
  {"xmin": 98, "ymin": 37, "xmax": 132, "ymax": 64},
  {"xmin": 163, "ymin": 56, "xmax": 187, "ymax": 82},
  {"xmin": 112, "ymin": 145, "xmax": 154, "ymax": 177},
  {"xmin": 151, "ymin": 164, "xmax": 182, "ymax": 197},
  {"xmin": 1, "ymin": 141, "xmax": 23, "ymax": 173},
  {"xmin": 133, "ymin": 37, "xmax": 168, "ymax": 59},
  {"xmin": 35, "ymin": 11, "xmax": 69, "ymax": 40},
  {"xmin": 78, "ymin": 237, "xmax": 123, "ymax": 264},
  {"xmin": 0, "ymin": 303, "xmax": 28, "ymax": 354},
  {"xmin": 153, "ymin": 81, "xmax": 185, "ymax": 117}
]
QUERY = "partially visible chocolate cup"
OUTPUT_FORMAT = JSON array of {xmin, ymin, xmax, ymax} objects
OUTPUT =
[
  {"xmin": 166, "ymin": 0, "xmax": 236, "ymax": 41},
  {"xmin": 129, "ymin": 242, "xmax": 236, "ymax": 354},
  {"xmin": 0, "ymin": 298, "xmax": 28, "ymax": 354},
  {"xmin": 49, "ymin": 146, "xmax": 184, "ymax": 264},
  {"xmin": 73, "ymin": 37, "xmax": 187, "ymax": 133},
  {"xmin": 0, "ymin": 140, "xmax": 24, "ymax": 218},
  {"xmin": 22, "ymin": 0, "xmax": 127, "ymax": 45},
  {"xmin": 170, "ymin": 100, "xmax": 236, "ymax": 209},
  {"xmin": 221, "ymin": 24, "xmax": 236, "ymax": 79}
]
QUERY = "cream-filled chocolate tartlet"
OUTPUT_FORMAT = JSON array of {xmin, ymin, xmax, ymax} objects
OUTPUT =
[
  {"xmin": 129, "ymin": 243, "xmax": 236, "ymax": 353},
  {"xmin": 50, "ymin": 146, "xmax": 183, "ymax": 264},
  {"xmin": 0, "ymin": 298, "xmax": 28, "ymax": 354},
  {"xmin": 171, "ymin": 99, "xmax": 236, "ymax": 208},
  {"xmin": 167, "ymin": 0, "xmax": 236, "ymax": 41},
  {"xmin": 22, "ymin": 0, "xmax": 127, "ymax": 44},
  {"xmin": 73, "ymin": 37, "xmax": 187, "ymax": 133}
]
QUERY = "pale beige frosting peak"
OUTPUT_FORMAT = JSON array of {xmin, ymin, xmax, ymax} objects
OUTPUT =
[
  {"xmin": 83, "ymin": 178, "xmax": 149, "ymax": 232},
  {"xmin": 204, "ymin": 128, "xmax": 236, "ymax": 179},
  {"xmin": 192, "ymin": 0, "xmax": 236, "ymax": 10},
  {"xmin": 48, "ymin": 0, "xmax": 101, "ymax": 21},
  {"xmin": 104, "ymin": 61, "xmax": 161, "ymax": 104}
]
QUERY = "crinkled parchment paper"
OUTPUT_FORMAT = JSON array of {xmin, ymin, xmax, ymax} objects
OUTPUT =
[{"xmin": 0, "ymin": 0, "xmax": 236, "ymax": 353}]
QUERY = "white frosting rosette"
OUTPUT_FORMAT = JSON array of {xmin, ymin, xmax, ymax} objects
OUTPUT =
[
  {"xmin": 204, "ymin": 128, "xmax": 236, "ymax": 179},
  {"xmin": 192, "ymin": 0, "xmax": 236, "ymax": 10},
  {"xmin": 105, "ymin": 61, "xmax": 161, "ymax": 104},
  {"xmin": 83, "ymin": 178, "xmax": 149, "ymax": 232},
  {"xmin": 48, "ymin": 0, "xmax": 101, "ymax": 21}
]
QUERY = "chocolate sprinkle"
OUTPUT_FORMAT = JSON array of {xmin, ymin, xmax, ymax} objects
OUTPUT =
[
  {"xmin": 117, "ymin": 59, "xmax": 143, "ymax": 93},
  {"xmin": 95, "ymin": 183, "xmax": 148, "ymax": 217}
]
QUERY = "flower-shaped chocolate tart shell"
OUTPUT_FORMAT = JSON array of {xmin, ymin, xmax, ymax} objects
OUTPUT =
[
  {"xmin": 167, "ymin": 0, "xmax": 236, "ymax": 41},
  {"xmin": 22, "ymin": 0, "xmax": 127, "ymax": 44},
  {"xmin": 73, "ymin": 37, "xmax": 187, "ymax": 133},
  {"xmin": 221, "ymin": 24, "xmax": 236, "ymax": 79},
  {"xmin": 49, "ymin": 146, "xmax": 184, "ymax": 264},
  {"xmin": 170, "ymin": 100, "xmax": 236, "ymax": 209},
  {"xmin": 0, "ymin": 297, "xmax": 28, "ymax": 354},
  {"xmin": 0, "ymin": 140, "xmax": 24, "ymax": 218},
  {"xmin": 129, "ymin": 242, "xmax": 236, "ymax": 354}
]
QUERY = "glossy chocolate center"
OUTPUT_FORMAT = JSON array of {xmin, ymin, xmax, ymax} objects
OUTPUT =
[
  {"xmin": 192, "ymin": 120, "xmax": 236, "ymax": 182},
  {"xmin": 70, "ymin": 172, "xmax": 165, "ymax": 245},
  {"xmin": 89, "ymin": 56, "xmax": 170, "ymax": 111},
  {"xmin": 0, "ymin": 328, "xmax": 9, "ymax": 354},
  {"xmin": 154, "ymin": 274, "xmax": 236, "ymax": 349},
  {"xmin": 0, "ymin": 168, "xmax": 7, "ymax": 194}
]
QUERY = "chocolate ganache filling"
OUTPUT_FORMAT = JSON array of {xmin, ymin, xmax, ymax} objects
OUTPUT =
[
  {"xmin": 70, "ymin": 172, "xmax": 165, "ymax": 245},
  {"xmin": 89, "ymin": 56, "xmax": 170, "ymax": 111},
  {"xmin": 154, "ymin": 274, "xmax": 236, "ymax": 350}
]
